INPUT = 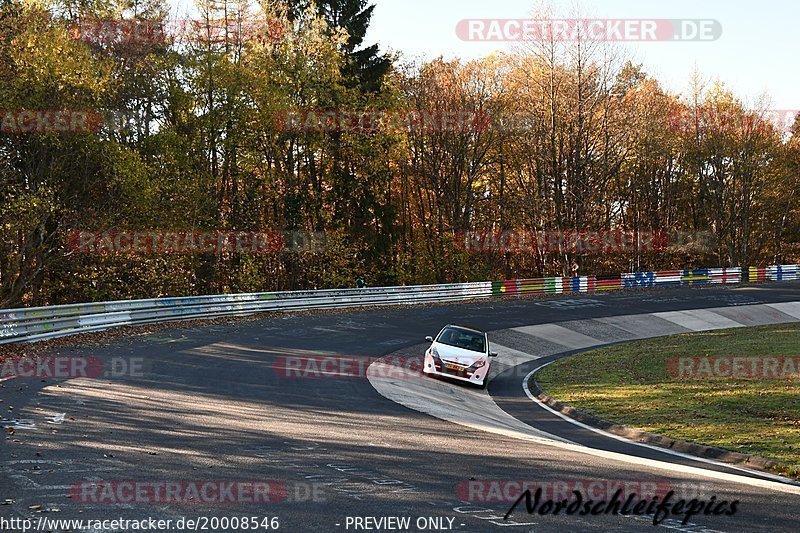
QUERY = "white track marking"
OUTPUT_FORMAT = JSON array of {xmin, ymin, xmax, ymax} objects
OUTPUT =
[
  {"xmin": 523, "ymin": 364, "xmax": 800, "ymax": 494},
  {"xmin": 511, "ymin": 324, "xmax": 601, "ymax": 349},
  {"xmin": 594, "ymin": 315, "xmax": 691, "ymax": 338},
  {"xmin": 488, "ymin": 343, "xmax": 543, "ymax": 367},
  {"xmin": 766, "ymin": 302, "xmax": 800, "ymax": 320},
  {"xmin": 368, "ymin": 360, "xmax": 572, "ymax": 445},
  {"xmin": 651, "ymin": 310, "xmax": 744, "ymax": 331},
  {"xmin": 369, "ymin": 301, "xmax": 800, "ymax": 496}
]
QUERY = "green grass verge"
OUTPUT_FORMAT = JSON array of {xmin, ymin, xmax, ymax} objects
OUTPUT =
[{"xmin": 536, "ymin": 324, "xmax": 800, "ymax": 479}]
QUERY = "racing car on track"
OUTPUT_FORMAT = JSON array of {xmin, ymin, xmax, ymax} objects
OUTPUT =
[{"xmin": 422, "ymin": 325, "xmax": 497, "ymax": 388}]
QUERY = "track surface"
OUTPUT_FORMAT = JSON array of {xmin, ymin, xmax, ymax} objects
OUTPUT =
[{"xmin": 1, "ymin": 283, "xmax": 800, "ymax": 532}]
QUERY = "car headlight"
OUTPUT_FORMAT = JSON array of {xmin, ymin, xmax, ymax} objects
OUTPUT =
[{"xmin": 469, "ymin": 359, "xmax": 487, "ymax": 370}]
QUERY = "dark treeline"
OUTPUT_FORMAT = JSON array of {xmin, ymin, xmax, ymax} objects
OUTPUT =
[{"xmin": 0, "ymin": 0, "xmax": 798, "ymax": 307}]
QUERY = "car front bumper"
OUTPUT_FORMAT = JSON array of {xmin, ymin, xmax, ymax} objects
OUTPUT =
[{"xmin": 422, "ymin": 352, "xmax": 488, "ymax": 385}]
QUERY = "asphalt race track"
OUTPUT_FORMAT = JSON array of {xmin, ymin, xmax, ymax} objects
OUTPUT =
[{"xmin": 2, "ymin": 283, "xmax": 800, "ymax": 532}]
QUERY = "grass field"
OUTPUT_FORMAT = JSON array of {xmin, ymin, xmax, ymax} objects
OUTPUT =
[{"xmin": 536, "ymin": 324, "xmax": 800, "ymax": 478}]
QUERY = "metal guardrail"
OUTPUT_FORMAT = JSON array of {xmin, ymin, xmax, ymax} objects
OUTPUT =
[
  {"xmin": 0, "ymin": 282, "xmax": 494, "ymax": 344},
  {"xmin": 0, "ymin": 265, "xmax": 793, "ymax": 345},
  {"xmin": 750, "ymin": 265, "xmax": 799, "ymax": 282}
]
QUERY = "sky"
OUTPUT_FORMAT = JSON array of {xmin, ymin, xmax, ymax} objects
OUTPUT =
[
  {"xmin": 364, "ymin": 0, "xmax": 798, "ymax": 109},
  {"xmin": 168, "ymin": 0, "xmax": 798, "ymax": 110}
]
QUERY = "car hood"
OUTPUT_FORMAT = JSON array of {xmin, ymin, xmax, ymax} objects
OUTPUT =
[{"xmin": 432, "ymin": 343, "xmax": 486, "ymax": 365}]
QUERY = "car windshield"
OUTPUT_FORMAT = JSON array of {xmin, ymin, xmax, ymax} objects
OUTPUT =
[{"xmin": 437, "ymin": 327, "xmax": 486, "ymax": 353}]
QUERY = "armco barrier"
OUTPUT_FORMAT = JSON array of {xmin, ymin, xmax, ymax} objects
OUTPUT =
[
  {"xmin": 711, "ymin": 268, "xmax": 743, "ymax": 284},
  {"xmin": 0, "ymin": 265, "xmax": 782, "ymax": 346},
  {"xmin": 750, "ymin": 264, "xmax": 799, "ymax": 282},
  {"xmin": 595, "ymin": 273, "xmax": 623, "ymax": 291},
  {"xmin": 623, "ymin": 268, "xmax": 741, "ymax": 289},
  {"xmin": 0, "ymin": 282, "xmax": 495, "ymax": 345},
  {"xmin": 654, "ymin": 270, "xmax": 683, "ymax": 286}
]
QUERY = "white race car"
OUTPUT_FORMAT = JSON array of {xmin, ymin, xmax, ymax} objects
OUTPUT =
[{"xmin": 422, "ymin": 325, "xmax": 497, "ymax": 388}]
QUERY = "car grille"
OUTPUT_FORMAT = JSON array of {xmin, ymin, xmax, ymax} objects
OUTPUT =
[{"xmin": 440, "ymin": 360, "xmax": 470, "ymax": 377}]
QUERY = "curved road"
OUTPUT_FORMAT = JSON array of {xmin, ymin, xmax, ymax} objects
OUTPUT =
[{"xmin": 2, "ymin": 283, "xmax": 800, "ymax": 532}]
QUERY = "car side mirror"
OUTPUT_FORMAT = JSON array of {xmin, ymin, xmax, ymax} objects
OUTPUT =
[
  {"xmin": 489, "ymin": 352, "xmax": 498, "ymax": 358},
  {"xmin": 425, "ymin": 336, "xmax": 434, "ymax": 343}
]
